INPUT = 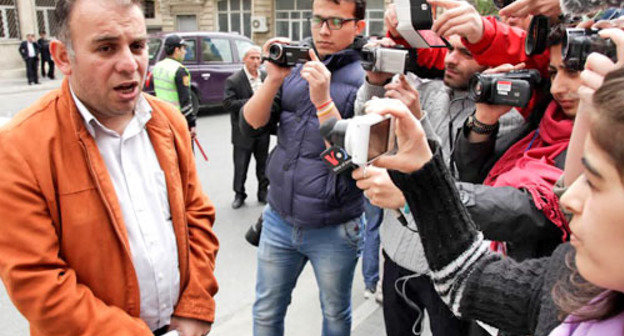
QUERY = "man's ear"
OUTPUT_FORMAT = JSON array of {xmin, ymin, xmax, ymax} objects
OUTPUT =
[
  {"xmin": 355, "ymin": 20, "xmax": 366, "ymax": 35},
  {"xmin": 50, "ymin": 40, "xmax": 72, "ymax": 76}
]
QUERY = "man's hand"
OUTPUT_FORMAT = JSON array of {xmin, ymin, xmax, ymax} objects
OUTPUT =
[
  {"xmin": 384, "ymin": 74, "xmax": 423, "ymax": 119},
  {"xmin": 364, "ymin": 38, "xmax": 397, "ymax": 85},
  {"xmin": 498, "ymin": 0, "xmax": 561, "ymax": 18},
  {"xmin": 365, "ymin": 98, "xmax": 432, "ymax": 174},
  {"xmin": 189, "ymin": 127, "xmax": 197, "ymax": 140},
  {"xmin": 428, "ymin": 0, "xmax": 484, "ymax": 44},
  {"xmin": 385, "ymin": 4, "xmax": 400, "ymax": 38},
  {"xmin": 352, "ymin": 166, "xmax": 406, "ymax": 209},
  {"xmin": 301, "ymin": 49, "xmax": 332, "ymax": 107},
  {"xmin": 262, "ymin": 37, "xmax": 293, "ymax": 85},
  {"xmin": 169, "ymin": 316, "xmax": 212, "ymax": 336}
]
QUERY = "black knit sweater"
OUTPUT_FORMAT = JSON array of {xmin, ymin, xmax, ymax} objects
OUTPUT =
[{"xmin": 389, "ymin": 144, "xmax": 573, "ymax": 336}]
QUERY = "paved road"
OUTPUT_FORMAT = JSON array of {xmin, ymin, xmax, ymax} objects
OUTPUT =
[{"xmin": 0, "ymin": 80, "xmax": 437, "ymax": 336}]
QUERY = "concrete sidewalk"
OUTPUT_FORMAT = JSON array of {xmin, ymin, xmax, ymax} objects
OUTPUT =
[{"xmin": 0, "ymin": 74, "xmax": 64, "ymax": 95}]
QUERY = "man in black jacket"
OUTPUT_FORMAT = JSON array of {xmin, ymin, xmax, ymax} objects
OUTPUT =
[
  {"xmin": 38, "ymin": 31, "xmax": 54, "ymax": 79},
  {"xmin": 223, "ymin": 46, "xmax": 269, "ymax": 209},
  {"xmin": 18, "ymin": 34, "xmax": 41, "ymax": 85}
]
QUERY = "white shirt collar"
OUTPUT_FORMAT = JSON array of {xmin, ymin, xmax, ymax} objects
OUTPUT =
[
  {"xmin": 70, "ymin": 86, "xmax": 152, "ymax": 137},
  {"xmin": 243, "ymin": 65, "xmax": 259, "ymax": 81}
]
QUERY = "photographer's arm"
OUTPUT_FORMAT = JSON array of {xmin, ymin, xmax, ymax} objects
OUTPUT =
[{"xmin": 367, "ymin": 100, "xmax": 546, "ymax": 335}]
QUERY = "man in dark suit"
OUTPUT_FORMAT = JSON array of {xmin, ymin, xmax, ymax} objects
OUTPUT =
[
  {"xmin": 38, "ymin": 31, "xmax": 55, "ymax": 79},
  {"xmin": 18, "ymin": 34, "xmax": 41, "ymax": 85},
  {"xmin": 223, "ymin": 46, "xmax": 269, "ymax": 209}
]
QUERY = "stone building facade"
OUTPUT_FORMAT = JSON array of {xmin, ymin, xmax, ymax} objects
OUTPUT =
[{"xmin": 1, "ymin": 0, "xmax": 391, "ymax": 79}]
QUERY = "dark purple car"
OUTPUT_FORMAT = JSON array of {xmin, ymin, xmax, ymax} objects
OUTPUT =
[{"xmin": 145, "ymin": 31, "xmax": 255, "ymax": 113}]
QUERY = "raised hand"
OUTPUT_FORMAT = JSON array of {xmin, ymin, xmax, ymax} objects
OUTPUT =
[
  {"xmin": 352, "ymin": 166, "xmax": 406, "ymax": 209},
  {"xmin": 427, "ymin": 0, "xmax": 484, "ymax": 44},
  {"xmin": 365, "ymin": 98, "xmax": 432, "ymax": 173},
  {"xmin": 384, "ymin": 74, "xmax": 424, "ymax": 119},
  {"xmin": 301, "ymin": 49, "xmax": 332, "ymax": 108}
]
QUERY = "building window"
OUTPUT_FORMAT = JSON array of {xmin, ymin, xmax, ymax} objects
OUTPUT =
[
  {"xmin": 217, "ymin": 0, "xmax": 251, "ymax": 38},
  {"xmin": 275, "ymin": 0, "xmax": 312, "ymax": 42},
  {"xmin": 365, "ymin": 0, "xmax": 385, "ymax": 37},
  {"xmin": 0, "ymin": 0, "xmax": 20, "ymax": 40},
  {"xmin": 143, "ymin": 0, "xmax": 155, "ymax": 19},
  {"xmin": 35, "ymin": 0, "xmax": 57, "ymax": 37},
  {"xmin": 177, "ymin": 15, "xmax": 198, "ymax": 31}
]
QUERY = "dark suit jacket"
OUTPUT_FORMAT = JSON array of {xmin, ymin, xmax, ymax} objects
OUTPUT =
[
  {"xmin": 223, "ymin": 68, "xmax": 268, "ymax": 149},
  {"xmin": 18, "ymin": 41, "xmax": 40, "ymax": 61},
  {"xmin": 37, "ymin": 38, "xmax": 51, "ymax": 60}
]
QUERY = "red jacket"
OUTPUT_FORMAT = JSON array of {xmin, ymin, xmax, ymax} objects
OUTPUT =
[{"xmin": 0, "ymin": 79, "xmax": 219, "ymax": 336}]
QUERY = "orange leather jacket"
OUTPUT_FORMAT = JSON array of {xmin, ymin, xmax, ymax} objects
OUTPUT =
[{"xmin": 0, "ymin": 79, "xmax": 219, "ymax": 336}]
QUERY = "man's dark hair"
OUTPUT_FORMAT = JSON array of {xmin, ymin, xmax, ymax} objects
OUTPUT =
[
  {"xmin": 316, "ymin": 0, "xmax": 366, "ymax": 20},
  {"xmin": 40, "ymin": 31, "xmax": 46, "ymax": 35},
  {"xmin": 547, "ymin": 23, "xmax": 566, "ymax": 47},
  {"xmin": 55, "ymin": 0, "xmax": 142, "ymax": 50}
]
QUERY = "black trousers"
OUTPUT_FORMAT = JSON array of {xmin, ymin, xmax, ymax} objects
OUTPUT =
[
  {"xmin": 382, "ymin": 252, "xmax": 469, "ymax": 336},
  {"xmin": 25, "ymin": 57, "xmax": 38, "ymax": 84},
  {"xmin": 232, "ymin": 137, "xmax": 269, "ymax": 198},
  {"xmin": 41, "ymin": 57, "xmax": 55, "ymax": 78}
]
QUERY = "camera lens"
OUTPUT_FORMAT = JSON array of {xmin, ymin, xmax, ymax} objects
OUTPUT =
[
  {"xmin": 269, "ymin": 44, "xmax": 284, "ymax": 61},
  {"xmin": 469, "ymin": 74, "xmax": 487, "ymax": 102}
]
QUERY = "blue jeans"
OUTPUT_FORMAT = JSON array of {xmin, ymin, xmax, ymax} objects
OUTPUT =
[
  {"xmin": 362, "ymin": 197, "xmax": 382, "ymax": 290},
  {"xmin": 253, "ymin": 205, "xmax": 362, "ymax": 336}
]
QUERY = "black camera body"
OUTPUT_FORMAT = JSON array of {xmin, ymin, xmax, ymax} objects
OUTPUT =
[
  {"xmin": 469, "ymin": 69, "xmax": 541, "ymax": 108},
  {"xmin": 360, "ymin": 46, "xmax": 419, "ymax": 74},
  {"xmin": 265, "ymin": 43, "xmax": 312, "ymax": 67},
  {"xmin": 563, "ymin": 28, "xmax": 617, "ymax": 71}
]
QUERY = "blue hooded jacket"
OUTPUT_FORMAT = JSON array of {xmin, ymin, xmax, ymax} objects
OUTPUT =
[{"xmin": 240, "ymin": 41, "xmax": 365, "ymax": 228}]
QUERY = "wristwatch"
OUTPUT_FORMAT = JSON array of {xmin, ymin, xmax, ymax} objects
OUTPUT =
[{"xmin": 466, "ymin": 115, "xmax": 499, "ymax": 135}]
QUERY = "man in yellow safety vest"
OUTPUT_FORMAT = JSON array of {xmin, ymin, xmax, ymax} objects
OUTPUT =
[{"xmin": 153, "ymin": 34, "xmax": 196, "ymax": 138}]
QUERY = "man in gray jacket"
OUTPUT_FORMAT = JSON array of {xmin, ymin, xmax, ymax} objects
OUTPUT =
[{"xmin": 352, "ymin": 34, "xmax": 525, "ymax": 336}]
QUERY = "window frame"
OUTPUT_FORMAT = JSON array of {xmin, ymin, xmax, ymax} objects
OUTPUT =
[
  {"xmin": 0, "ymin": 1, "xmax": 19, "ymax": 40},
  {"xmin": 217, "ymin": 0, "xmax": 252, "ymax": 38}
]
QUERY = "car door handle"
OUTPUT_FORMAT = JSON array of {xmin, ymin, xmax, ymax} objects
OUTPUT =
[{"xmin": 201, "ymin": 74, "xmax": 211, "ymax": 80}]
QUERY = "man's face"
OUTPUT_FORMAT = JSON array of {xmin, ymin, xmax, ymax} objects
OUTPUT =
[
  {"xmin": 443, "ymin": 35, "xmax": 486, "ymax": 90},
  {"xmin": 27, "ymin": 34, "xmax": 35, "ymax": 42},
  {"xmin": 66, "ymin": 0, "xmax": 148, "ymax": 119},
  {"xmin": 174, "ymin": 45, "xmax": 187, "ymax": 62},
  {"xmin": 549, "ymin": 44, "xmax": 581, "ymax": 118},
  {"xmin": 311, "ymin": 0, "xmax": 365, "ymax": 57},
  {"xmin": 243, "ymin": 49, "xmax": 261, "ymax": 73}
]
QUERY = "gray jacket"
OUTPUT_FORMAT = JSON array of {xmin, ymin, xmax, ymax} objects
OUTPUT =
[{"xmin": 354, "ymin": 75, "xmax": 524, "ymax": 273}]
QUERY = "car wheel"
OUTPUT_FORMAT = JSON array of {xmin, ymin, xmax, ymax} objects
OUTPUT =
[{"xmin": 191, "ymin": 90, "xmax": 200, "ymax": 116}]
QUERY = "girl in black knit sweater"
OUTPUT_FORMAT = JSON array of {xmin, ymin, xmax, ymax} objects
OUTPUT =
[{"xmin": 362, "ymin": 31, "xmax": 624, "ymax": 335}]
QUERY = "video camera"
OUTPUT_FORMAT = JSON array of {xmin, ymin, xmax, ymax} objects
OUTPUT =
[
  {"xmin": 360, "ymin": 46, "xmax": 420, "ymax": 75},
  {"xmin": 264, "ymin": 43, "xmax": 312, "ymax": 67},
  {"xmin": 320, "ymin": 114, "xmax": 397, "ymax": 173},
  {"xmin": 469, "ymin": 69, "xmax": 541, "ymax": 108},
  {"xmin": 563, "ymin": 28, "xmax": 617, "ymax": 71}
]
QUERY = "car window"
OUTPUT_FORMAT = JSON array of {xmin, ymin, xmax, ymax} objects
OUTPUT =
[
  {"xmin": 234, "ymin": 40, "xmax": 254, "ymax": 61},
  {"xmin": 148, "ymin": 38, "xmax": 162, "ymax": 61},
  {"xmin": 202, "ymin": 38, "xmax": 233, "ymax": 63},
  {"xmin": 184, "ymin": 39, "xmax": 197, "ymax": 62}
]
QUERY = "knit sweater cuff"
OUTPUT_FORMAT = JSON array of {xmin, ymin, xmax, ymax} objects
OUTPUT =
[{"xmin": 388, "ymin": 142, "xmax": 481, "ymax": 272}]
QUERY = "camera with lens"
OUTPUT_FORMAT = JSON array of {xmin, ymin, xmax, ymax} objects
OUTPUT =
[
  {"xmin": 563, "ymin": 28, "xmax": 617, "ymax": 71},
  {"xmin": 469, "ymin": 69, "xmax": 541, "ymax": 108},
  {"xmin": 264, "ymin": 43, "xmax": 312, "ymax": 67},
  {"xmin": 320, "ymin": 113, "xmax": 396, "ymax": 168},
  {"xmin": 360, "ymin": 46, "xmax": 419, "ymax": 75}
]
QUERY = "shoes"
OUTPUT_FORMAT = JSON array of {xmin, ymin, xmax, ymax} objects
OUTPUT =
[
  {"xmin": 364, "ymin": 284, "xmax": 383, "ymax": 304},
  {"xmin": 232, "ymin": 195, "xmax": 245, "ymax": 209},
  {"xmin": 34, "ymin": 82, "xmax": 41, "ymax": 85},
  {"xmin": 364, "ymin": 287, "xmax": 376, "ymax": 300},
  {"xmin": 49, "ymin": 76, "xmax": 55, "ymax": 80},
  {"xmin": 257, "ymin": 189, "xmax": 268, "ymax": 204}
]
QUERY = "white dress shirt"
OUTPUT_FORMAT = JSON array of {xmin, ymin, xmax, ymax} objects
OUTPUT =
[
  {"xmin": 243, "ymin": 65, "xmax": 263, "ymax": 93},
  {"xmin": 71, "ymin": 89, "xmax": 180, "ymax": 331},
  {"xmin": 26, "ymin": 42, "xmax": 35, "ymax": 58}
]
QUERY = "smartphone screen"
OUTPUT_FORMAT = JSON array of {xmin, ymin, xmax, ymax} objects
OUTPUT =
[{"xmin": 367, "ymin": 118, "xmax": 392, "ymax": 162}]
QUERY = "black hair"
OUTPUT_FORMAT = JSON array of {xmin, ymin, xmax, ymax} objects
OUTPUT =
[{"xmin": 315, "ymin": 0, "xmax": 366, "ymax": 20}]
